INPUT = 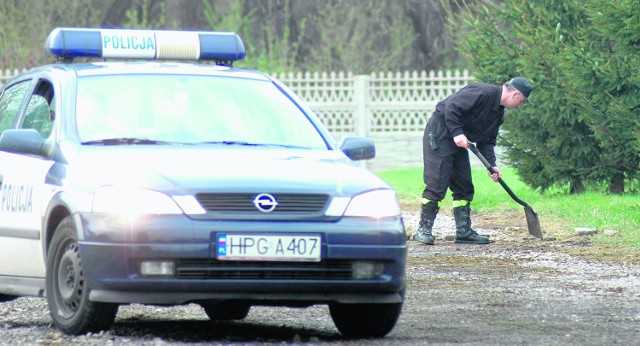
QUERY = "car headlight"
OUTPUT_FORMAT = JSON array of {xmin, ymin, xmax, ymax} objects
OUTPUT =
[
  {"xmin": 327, "ymin": 189, "xmax": 401, "ymax": 218},
  {"xmin": 92, "ymin": 186, "xmax": 183, "ymax": 215}
]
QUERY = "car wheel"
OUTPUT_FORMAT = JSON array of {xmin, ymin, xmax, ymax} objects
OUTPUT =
[
  {"xmin": 0, "ymin": 294, "xmax": 17, "ymax": 302},
  {"xmin": 46, "ymin": 217, "xmax": 119, "ymax": 335},
  {"xmin": 201, "ymin": 301, "xmax": 251, "ymax": 321},
  {"xmin": 329, "ymin": 300, "xmax": 403, "ymax": 338}
]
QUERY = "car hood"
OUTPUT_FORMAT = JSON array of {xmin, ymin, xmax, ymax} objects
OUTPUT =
[{"xmin": 64, "ymin": 145, "xmax": 389, "ymax": 196}]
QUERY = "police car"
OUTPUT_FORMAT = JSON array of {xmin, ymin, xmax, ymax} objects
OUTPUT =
[{"xmin": 0, "ymin": 28, "xmax": 406, "ymax": 338}]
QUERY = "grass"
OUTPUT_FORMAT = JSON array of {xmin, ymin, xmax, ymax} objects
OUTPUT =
[{"xmin": 376, "ymin": 167, "xmax": 640, "ymax": 249}]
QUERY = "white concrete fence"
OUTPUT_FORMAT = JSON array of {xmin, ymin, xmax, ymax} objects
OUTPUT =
[
  {"xmin": 0, "ymin": 69, "xmax": 24, "ymax": 85},
  {"xmin": 2, "ymin": 68, "xmax": 475, "ymax": 171},
  {"xmin": 273, "ymin": 70, "xmax": 475, "ymax": 170}
]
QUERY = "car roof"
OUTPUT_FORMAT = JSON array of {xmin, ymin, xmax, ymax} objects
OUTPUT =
[{"xmin": 24, "ymin": 61, "xmax": 271, "ymax": 81}]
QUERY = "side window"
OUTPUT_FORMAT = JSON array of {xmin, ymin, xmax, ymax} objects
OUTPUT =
[
  {"xmin": 22, "ymin": 96, "xmax": 53, "ymax": 138},
  {"xmin": 21, "ymin": 81, "xmax": 54, "ymax": 138},
  {"xmin": 0, "ymin": 81, "xmax": 30, "ymax": 133}
]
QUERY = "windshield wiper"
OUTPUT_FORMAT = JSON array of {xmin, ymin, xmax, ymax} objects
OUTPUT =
[
  {"xmin": 259, "ymin": 143, "xmax": 312, "ymax": 149},
  {"xmin": 82, "ymin": 137, "xmax": 169, "ymax": 145},
  {"xmin": 202, "ymin": 141, "xmax": 308, "ymax": 149},
  {"xmin": 203, "ymin": 140, "xmax": 260, "ymax": 146}
]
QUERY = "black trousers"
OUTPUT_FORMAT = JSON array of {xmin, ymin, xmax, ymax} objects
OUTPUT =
[{"xmin": 421, "ymin": 114, "xmax": 474, "ymax": 202}]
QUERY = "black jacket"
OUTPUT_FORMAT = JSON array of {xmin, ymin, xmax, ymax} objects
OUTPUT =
[{"xmin": 434, "ymin": 83, "xmax": 504, "ymax": 166}]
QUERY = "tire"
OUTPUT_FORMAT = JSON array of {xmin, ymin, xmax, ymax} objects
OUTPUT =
[
  {"xmin": 201, "ymin": 301, "xmax": 251, "ymax": 321},
  {"xmin": 329, "ymin": 299, "xmax": 403, "ymax": 338},
  {"xmin": 46, "ymin": 217, "xmax": 119, "ymax": 335}
]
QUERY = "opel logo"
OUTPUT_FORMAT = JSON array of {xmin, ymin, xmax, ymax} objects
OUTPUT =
[{"xmin": 253, "ymin": 193, "xmax": 278, "ymax": 213}]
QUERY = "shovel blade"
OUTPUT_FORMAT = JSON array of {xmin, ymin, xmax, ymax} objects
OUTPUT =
[{"xmin": 524, "ymin": 206, "xmax": 543, "ymax": 239}]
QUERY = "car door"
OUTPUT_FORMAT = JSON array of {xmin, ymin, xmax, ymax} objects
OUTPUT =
[{"xmin": 0, "ymin": 78, "xmax": 57, "ymax": 278}]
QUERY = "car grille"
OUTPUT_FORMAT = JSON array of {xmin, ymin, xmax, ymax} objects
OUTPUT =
[
  {"xmin": 175, "ymin": 259, "xmax": 353, "ymax": 280},
  {"xmin": 195, "ymin": 193, "xmax": 329, "ymax": 214}
]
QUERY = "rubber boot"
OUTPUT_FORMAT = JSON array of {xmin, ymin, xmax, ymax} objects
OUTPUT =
[
  {"xmin": 453, "ymin": 204, "xmax": 490, "ymax": 244},
  {"xmin": 414, "ymin": 201, "xmax": 439, "ymax": 245}
]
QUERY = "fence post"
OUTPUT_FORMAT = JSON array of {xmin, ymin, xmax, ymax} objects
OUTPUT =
[{"xmin": 353, "ymin": 75, "xmax": 370, "ymax": 137}]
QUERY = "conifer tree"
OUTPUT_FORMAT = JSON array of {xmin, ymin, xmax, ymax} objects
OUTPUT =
[
  {"xmin": 451, "ymin": 0, "xmax": 639, "ymax": 193},
  {"xmin": 560, "ymin": 0, "xmax": 640, "ymax": 193}
]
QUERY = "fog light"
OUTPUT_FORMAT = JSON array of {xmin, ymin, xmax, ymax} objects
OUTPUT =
[
  {"xmin": 352, "ymin": 261, "xmax": 383, "ymax": 279},
  {"xmin": 140, "ymin": 261, "xmax": 175, "ymax": 276}
]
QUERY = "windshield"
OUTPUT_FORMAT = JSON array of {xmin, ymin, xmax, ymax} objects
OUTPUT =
[{"xmin": 75, "ymin": 74, "xmax": 328, "ymax": 149}]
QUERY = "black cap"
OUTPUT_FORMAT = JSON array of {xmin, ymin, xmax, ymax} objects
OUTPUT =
[{"xmin": 508, "ymin": 77, "xmax": 534, "ymax": 105}]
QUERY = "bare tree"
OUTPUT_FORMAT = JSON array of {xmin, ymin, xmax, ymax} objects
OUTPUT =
[
  {"xmin": 0, "ymin": 0, "xmax": 101, "ymax": 68},
  {"xmin": 100, "ymin": 0, "xmax": 133, "ymax": 27},
  {"xmin": 164, "ymin": 0, "xmax": 204, "ymax": 29},
  {"xmin": 404, "ymin": 0, "xmax": 451, "ymax": 68},
  {"xmin": 0, "ymin": 0, "xmax": 480, "ymax": 73}
]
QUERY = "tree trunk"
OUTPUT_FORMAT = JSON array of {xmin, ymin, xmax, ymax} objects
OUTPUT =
[
  {"xmin": 609, "ymin": 172, "xmax": 624, "ymax": 194},
  {"xmin": 569, "ymin": 179, "xmax": 585, "ymax": 194},
  {"xmin": 165, "ymin": 0, "xmax": 203, "ymax": 30},
  {"xmin": 100, "ymin": 0, "xmax": 132, "ymax": 27}
]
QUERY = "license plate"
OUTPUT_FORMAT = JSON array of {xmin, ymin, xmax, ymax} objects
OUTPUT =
[{"xmin": 217, "ymin": 234, "xmax": 321, "ymax": 262}]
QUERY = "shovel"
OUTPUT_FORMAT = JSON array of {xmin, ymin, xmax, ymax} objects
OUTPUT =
[{"xmin": 468, "ymin": 143, "xmax": 543, "ymax": 239}]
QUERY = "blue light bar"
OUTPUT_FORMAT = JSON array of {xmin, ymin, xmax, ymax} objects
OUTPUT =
[{"xmin": 44, "ymin": 28, "xmax": 246, "ymax": 62}]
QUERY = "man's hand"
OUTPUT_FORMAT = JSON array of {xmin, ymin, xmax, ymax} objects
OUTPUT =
[
  {"xmin": 489, "ymin": 166, "xmax": 502, "ymax": 182},
  {"xmin": 453, "ymin": 134, "xmax": 469, "ymax": 148}
]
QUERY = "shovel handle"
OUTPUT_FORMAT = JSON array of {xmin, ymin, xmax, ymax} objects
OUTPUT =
[
  {"xmin": 468, "ymin": 143, "xmax": 530, "ymax": 208},
  {"xmin": 468, "ymin": 143, "xmax": 497, "ymax": 173}
]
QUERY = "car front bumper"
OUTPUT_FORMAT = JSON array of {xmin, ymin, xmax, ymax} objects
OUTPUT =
[{"xmin": 75, "ymin": 213, "xmax": 407, "ymax": 305}]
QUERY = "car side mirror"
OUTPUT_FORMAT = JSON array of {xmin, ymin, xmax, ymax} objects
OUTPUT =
[
  {"xmin": 339, "ymin": 136, "xmax": 375, "ymax": 161},
  {"xmin": 0, "ymin": 129, "xmax": 50, "ymax": 157}
]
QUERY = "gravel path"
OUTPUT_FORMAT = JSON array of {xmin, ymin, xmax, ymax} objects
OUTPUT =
[{"xmin": 1, "ymin": 211, "xmax": 639, "ymax": 345}]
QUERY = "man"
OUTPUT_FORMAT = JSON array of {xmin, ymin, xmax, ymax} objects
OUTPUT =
[{"xmin": 415, "ymin": 77, "xmax": 533, "ymax": 245}]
